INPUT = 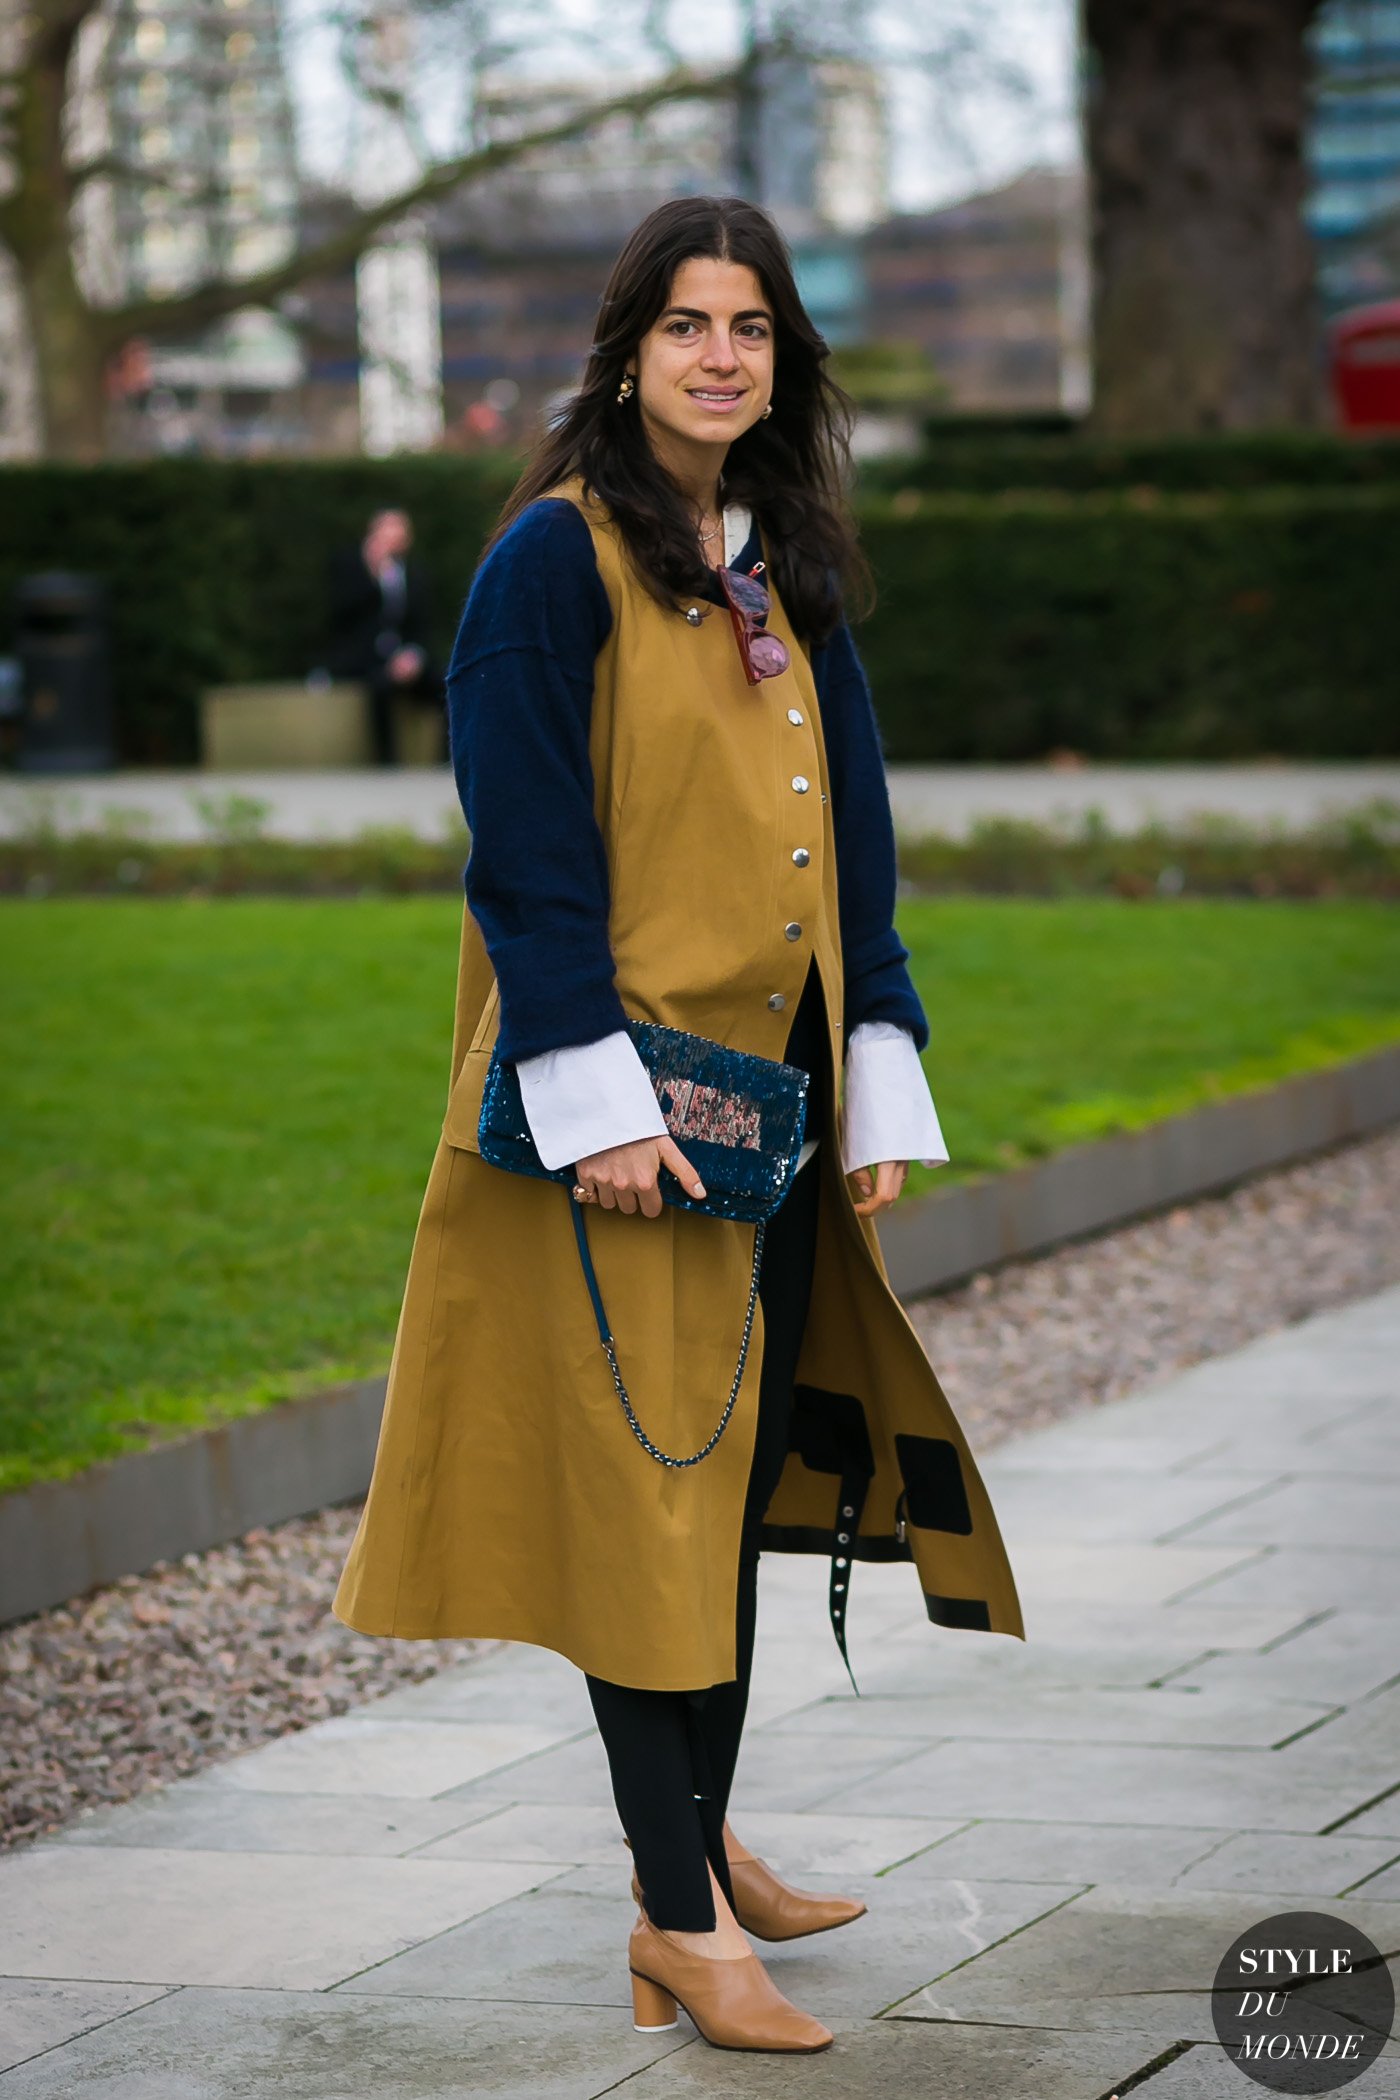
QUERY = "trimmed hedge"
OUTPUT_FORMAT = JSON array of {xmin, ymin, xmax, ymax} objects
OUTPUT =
[
  {"xmin": 3, "ymin": 460, "xmax": 1399, "ymax": 761},
  {"xmin": 0, "ymin": 458, "xmax": 516, "ymax": 762},
  {"xmin": 870, "ymin": 429, "xmax": 1400, "ymax": 495},
  {"xmin": 861, "ymin": 487, "xmax": 1400, "ymax": 760}
]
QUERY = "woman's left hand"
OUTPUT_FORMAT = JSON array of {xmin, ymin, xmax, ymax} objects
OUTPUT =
[{"xmin": 848, "ymin": 1160, "xmax": 908, "ymax": 1217}]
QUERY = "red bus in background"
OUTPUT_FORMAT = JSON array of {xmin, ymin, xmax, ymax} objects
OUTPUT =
[{"xmin": 1331, "ymin": 300, "xmax": 1400, "ymax": 430}]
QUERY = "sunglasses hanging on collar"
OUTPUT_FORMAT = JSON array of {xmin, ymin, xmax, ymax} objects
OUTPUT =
[{"xmin": 717, "ymin": 562, "xmax": 791, "ymax": 685}]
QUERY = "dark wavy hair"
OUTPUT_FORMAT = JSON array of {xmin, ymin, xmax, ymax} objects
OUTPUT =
[{"xmin": 484, "ymin": 194, "xmax": 871, "ymax": 644}]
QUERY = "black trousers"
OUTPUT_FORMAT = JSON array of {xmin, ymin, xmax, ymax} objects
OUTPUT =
[{"xmin": 584, "ymin": 963, "xmax": 829, "ymax": 1931}]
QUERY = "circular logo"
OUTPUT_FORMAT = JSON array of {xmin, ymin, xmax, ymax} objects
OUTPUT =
[{"xmin": 1212, "ymin": 1910, "xmax": 1394, "ymax": 2092}]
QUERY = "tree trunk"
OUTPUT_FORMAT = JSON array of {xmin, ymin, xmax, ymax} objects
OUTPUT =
[
  {"xmin": 19, "ymin": 251, "xmax": 110, "ymax": 461},
  {"xmin": 3, "ymin": 3, "xmax": 110, "ymax": 459},
  {"xmin": 1084, "ymin": 0, "xmax": 1325, "ymax": 434}
]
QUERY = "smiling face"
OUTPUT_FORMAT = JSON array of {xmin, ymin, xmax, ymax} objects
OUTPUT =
[{"xmin": 630, "ymin": 255, "xmax": 775, "ymax": 473}]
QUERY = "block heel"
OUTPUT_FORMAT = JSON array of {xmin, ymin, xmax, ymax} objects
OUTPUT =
[{"xmin": 631, "ymin": 1969, "xmax": 679, "ymax": 2032}]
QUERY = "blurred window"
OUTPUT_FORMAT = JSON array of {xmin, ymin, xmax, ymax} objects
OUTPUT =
[
  {"xmin": 225, "ymin": 29, "xmax": 254, "ymax": 58},
  {"xmin": 134, "ymin": 18, "xmax": 166, "ymax": 55}
]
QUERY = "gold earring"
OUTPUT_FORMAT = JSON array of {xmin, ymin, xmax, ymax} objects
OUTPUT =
[
  {"xmin": 761, "ymin": 402, "xmax": 773, "ymax": 419},
  {"xmin": 616, "ymin": 373, "xmax": 635, "ymax": 405}
]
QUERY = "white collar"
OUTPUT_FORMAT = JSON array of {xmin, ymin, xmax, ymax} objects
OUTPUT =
[{"xmin": 722, "ymin": 504, "xmax": 754, "ymax": 566}]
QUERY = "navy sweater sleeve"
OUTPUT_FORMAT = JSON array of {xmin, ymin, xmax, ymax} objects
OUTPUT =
[
  {"xmin": 810, "ymin": 620, "xmax": 930, "ymax": 1052},
  {"xmin": 446, "ymin": 498, "xmax": 624, "ymax": 1063}
]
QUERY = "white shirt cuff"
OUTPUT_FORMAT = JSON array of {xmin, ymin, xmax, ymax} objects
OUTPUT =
[
  {"xmin": 841, "ymin": 1020, "xmax": 950, "ymax": 1174},
  {"xmin": 516, "ymin": 1030, "xmax": 668, "ymax": 1172}
]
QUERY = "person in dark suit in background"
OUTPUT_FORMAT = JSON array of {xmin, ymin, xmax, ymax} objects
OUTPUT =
[{"xmin": 328, "ymin": 508, "xmax": 444, "ymax": 764}]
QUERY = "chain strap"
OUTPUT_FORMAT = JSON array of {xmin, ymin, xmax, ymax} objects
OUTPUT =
[{"xmin": 570, "ymin": 1195, "xmax": 766, "ymax": 1468}]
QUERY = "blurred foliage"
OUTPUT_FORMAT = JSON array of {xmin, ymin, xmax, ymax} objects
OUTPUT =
[
  {"xmin": 0, "ymin": 457, "xmax": 517, "ymax": 763},
  {"xmin": 4, "ymin": 451, "xmax": 1400, "ymax": 762},
  {"xmin": 828, "ymin": 340, "xmax": 949, "ymax": 410},
  {"xmin": 860, "ymin": 487, "xmax": 1400, "ymax": 760},
  {"xmin": 3, "ymin": 802, "xmax": 1397, "ymax": 899},
  {"xmin": 877, "ymin": 426, "xmax": 1400, "ymax": 492}
]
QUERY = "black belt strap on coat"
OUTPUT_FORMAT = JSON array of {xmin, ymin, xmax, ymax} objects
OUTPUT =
[{"xmin": 830, "ymin": 1469, "xmax": 871, "ymax": 1696}]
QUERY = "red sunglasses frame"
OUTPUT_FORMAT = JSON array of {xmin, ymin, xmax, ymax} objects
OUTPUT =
[{"xmin": 716, "ymin": 562, "xmax": 792, "ymax": 686}]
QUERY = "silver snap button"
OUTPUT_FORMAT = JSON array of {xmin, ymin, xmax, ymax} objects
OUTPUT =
[
  {"xmin": 766, "ymin": 993, "xmax": 786, "ymax": 1011},
  {"xmin": 685, "ymin": 607, "xmax": 702, "ymax": 626},
  {"xmin": 837, "ymin": 1532, "xmax": 849, "ymax": 1544},
  {"xmin": 820, "ymin": 791, "xmax": 828, "ymax": 803},
  {"xmin": 834, "ymin": 1581, "xmax": 846, "ymax": 1593},
  {"xmin": 784, "ymin": 922, "xmax": 801, "ymax": 941},
  {"xmin": 841, "ymin": 1506, "xmax": 854, "ymax": 1518},
  {"xmin": 792, "ymin": 847, "xmax": 810, "ymax": 867},
  {"xmin": 787, "ymin": 708, "xmax": 803, "ymax": 726},
  {"xmin": 791, "ymin": 775, "xmax": 809, "ymax": 793},
  {"xmin": 835, "ymin": 1557, "xmax": 848, "ymax": 1569}
]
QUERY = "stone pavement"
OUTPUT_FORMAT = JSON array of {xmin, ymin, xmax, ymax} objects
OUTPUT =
[
  {"xmin": 3, "ymin": 760, "xmax": 1397, "ymax": 845},
  {"xmin": 1, "ymin": 1286, "xmax": 1397, "ymax": 2096}
]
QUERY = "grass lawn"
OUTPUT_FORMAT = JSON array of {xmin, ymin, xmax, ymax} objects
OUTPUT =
[{"xmin": 3, "ymin": 896, "xmax": 1397, "ymax": 1493}]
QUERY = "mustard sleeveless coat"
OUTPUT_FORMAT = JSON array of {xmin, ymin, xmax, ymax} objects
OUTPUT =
[{"xmin": 333, "ymin": 480, "xmax": 1023, "ymax": 1688}]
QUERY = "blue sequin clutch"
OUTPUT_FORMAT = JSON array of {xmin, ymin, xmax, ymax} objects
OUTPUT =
[
  {"xmin": 477, "ymin": 1020, "xmax": 810, "ymax": 1225},
  {"xmin": 477, "ymin": 1022, "xmax": 811, "ymax": 1470}
]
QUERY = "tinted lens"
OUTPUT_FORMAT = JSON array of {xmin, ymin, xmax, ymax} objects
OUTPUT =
[
  {"xmin": 748, "ymin": 633, "xmax": 791, "ymax": 678},
  {"xmin": 720, "ymin": 568, "xmax": 770, "ymax": 618}
]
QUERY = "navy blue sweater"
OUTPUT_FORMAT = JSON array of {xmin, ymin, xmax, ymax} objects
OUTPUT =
[{"xmin": 446, "ymin": 498, "xmax": 927, "ymax": 1065}]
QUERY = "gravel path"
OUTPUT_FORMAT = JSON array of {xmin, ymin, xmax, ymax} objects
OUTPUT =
[{"xmin": 3, "ymin": 1127, "xmax": 1397, "ymax": 1851}]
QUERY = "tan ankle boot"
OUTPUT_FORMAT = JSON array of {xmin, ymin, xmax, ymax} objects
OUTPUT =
[
  {"xmin": 628, "ymin": 1914, "xmax": 834, "ymax": 2052},
  {"xmin": 723, "ymin": 1828, "xmax": 868, "ymax": 1942},
  {"xmin": 625, "ymin": 1831, "xmax": 867, "ymax": 1943}
]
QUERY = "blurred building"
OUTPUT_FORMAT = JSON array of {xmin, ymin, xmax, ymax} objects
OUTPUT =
[
  {"xmin": 298, "ymin": 52, "xmax": 891, "ymax": 452},
  {"xmin": 1308, "ymin": 0, "xmax": 1400, "ymax": 313},
  {"xmin": 83, "ymin": 0, "xmax": 304, "ymax": 454},
  {"xmin": 860, "ymin": 167, "xmax": 1084, "ymax": 414}
]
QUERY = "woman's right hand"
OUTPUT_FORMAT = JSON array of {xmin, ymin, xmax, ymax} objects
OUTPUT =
[{"xmin": 575, "ymin": 1135, "xmax": 706, "ymax": 1215}]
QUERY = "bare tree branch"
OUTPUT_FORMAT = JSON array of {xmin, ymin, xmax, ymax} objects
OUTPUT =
[{"xmin": 99, "ymin": 61, "xmax": 739, "ymax": 346}]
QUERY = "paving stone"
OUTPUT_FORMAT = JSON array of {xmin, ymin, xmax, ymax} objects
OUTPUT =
[
  {"xmin": 980, "ymin": 1470, "xmax": 1286, "ymax": 1548},
  {"xmin": 1279, "ymin": 1686, "xmax": 1400, "ymax": 1770},
  {"xmin": 853, "ymin": 1638, "xmax": 1217, "ymax": 1697},
  {"xmin": 763, "ymin": 1683, "xmax": 1332, "ymax": 1750},
  {"xmin": 724, "ymin": 1730, "xmax": 934, "ymax": 1813},
  {"xmin": 1173, "ymin": 1546, "xmax": 1400, "ymax": 1614},
  {"xmin": 1332, "ymin": 1793, "xmax": 1400, "ymax": 1841},
  {"xmin": 1169, "ymin": 1610, "xmax": 1400, "ymax": 1706},
  {"xmin": 0, "ymin": 1979, "xmax": 171, "ymax": 2076},
  {"xmin": 332, "ymin": 1877, "xmax": 638, "ymax": 2005},
  {"xmin": 0, "ymin": 1985, "xmax": 691, "ymax": 2099},
  {"xmin": 895, "ymin": 1885, "xmax": 1400, "ymax": 2043},
  {"xmin": 869, "ymin": 1599, "xmax": 1314, "ymax": 1657},
  {"xmin": 366, "ymin": 1666, "xmax": 597, "ymax": 1730},
  {"xmin": 811, "ymin": 1739, "xmax": 1360, "ymax": 1832},
  {"xmin": 1008, "ymin": 1541, "xmax": 1261, "ymax": 1609},
  {"xmin": 984, "ymin": 1430, "xmax": 1232, "ymax": 1475},
  {"xmin": 49, "ymin": 1782, "xmax": 499, "ymax": 1857},
  {"xmin": 1114, "ymin": 2038, "xmax": 1400, "ymax": 2099},
  {"xmin": 548, "ymin": 1863, "xmax": 1082, "ymax": 2022},
  {"xmin": 0, "ymin": 1847, "xmax": 560, "ymax": 1989},
  {"xmin": 1170, "ymin": 1830, "xmax": 1400, "ymax": 1896},
  {"xmin": 1350, "ymin": 1859, "xmax": 1400, "ymax": 1896},
  {"xmin": 884, "ymin": 1821, "xmax": 1228, "ymax": 1889},
  {"xmin": 607, "ymin": 2013, "xmax": 1173, "ymax": 2099},
  {"xmin": 201, "ymin": 1715, "xmax": 580, "ymax": 1800},
  {"xmin": 1175, "ymin": 1477, "xmax": 1400, "ymax": 1553},
  {"xmin": 412, "ymin": 1803, "xmax": 961, "ymax": 1878}
]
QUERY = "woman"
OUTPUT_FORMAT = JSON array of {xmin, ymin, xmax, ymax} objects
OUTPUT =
[{"xmin": 334, "ymin": 195, "xmax": 1022, "ymax": 2055}]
